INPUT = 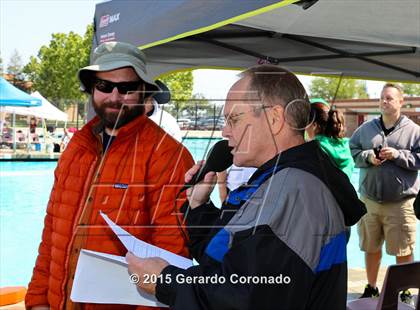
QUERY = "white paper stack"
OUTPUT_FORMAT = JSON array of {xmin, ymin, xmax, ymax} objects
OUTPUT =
[{"xmin": 70, "ymin": 211, "xmax": 193, "ymax": 306}]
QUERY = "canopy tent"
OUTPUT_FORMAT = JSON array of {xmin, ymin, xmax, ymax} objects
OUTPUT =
[
  {"xmin": 0, "ymin": 77, "xmax": 41, "ymax": 107},
  {"xmin": 2, "ymin": 91, "xmax": 68, "ymax": 122},
  {"xmin": 0, "ymin": 77, "xmax": 44, "ymax": 152},
  {"xmin": 92, "ymin": 0, "xmax": 420, "ymax": 82}
]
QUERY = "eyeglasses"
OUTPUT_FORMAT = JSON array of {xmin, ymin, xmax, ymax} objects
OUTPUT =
[
  {"xmin": 94, "ymin": 78, "xmax": 143, "ymax": 95},
  {"xmin": 224, "ymin": 105, "xmax": 273, "ymax": 128}
]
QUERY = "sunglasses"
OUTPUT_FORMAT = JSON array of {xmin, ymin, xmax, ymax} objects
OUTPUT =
[{"xmin": 94, "ymin": 78, "xmax": 143, "ymax": 95}]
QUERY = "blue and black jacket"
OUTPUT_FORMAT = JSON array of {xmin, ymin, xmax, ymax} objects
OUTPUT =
[{"xmin": 156, "ymin": 141, "xmax": 366, "ymax": 310}]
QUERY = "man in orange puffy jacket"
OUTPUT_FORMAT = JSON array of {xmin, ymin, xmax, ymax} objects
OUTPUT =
[{"xmin": 25, "ymin": 42, "xmax": 194, "ymax": 310}]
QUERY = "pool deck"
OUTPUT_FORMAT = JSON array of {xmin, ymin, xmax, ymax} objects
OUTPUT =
[
  {"xmin": 347, "ymin": 267, "xmax": 386, "ymax": 301},
  {"xmin": 0, "ymin": 267, "xmax": 387, "ymax": 309},
  {"xmin": 0, "ymin": 150, "xmax": 60, "ymax": 161},
  {"xmin": 0, "ymin": 131, "xmax": 223, "ymax": 161},
  {"xmin": 181, "ymin": 130, "xmax": 222, "ymax": 138}
]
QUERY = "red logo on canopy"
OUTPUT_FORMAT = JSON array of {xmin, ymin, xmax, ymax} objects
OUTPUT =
[{"xmin": 99, "ymin": 15, "xmax": 110, "ymax": 28}]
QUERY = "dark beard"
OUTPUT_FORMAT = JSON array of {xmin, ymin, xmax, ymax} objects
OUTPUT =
[{"xmin": 92, "ymin": 98, "xmax": 145, "ymax": 130}]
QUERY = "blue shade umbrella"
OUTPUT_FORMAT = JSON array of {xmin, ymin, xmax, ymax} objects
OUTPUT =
[{"xmin": 0, "ymin": 77, "xmax": 42, "ymax": 152}]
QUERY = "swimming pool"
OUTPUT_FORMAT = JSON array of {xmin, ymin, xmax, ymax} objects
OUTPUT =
[{"xmin": 0, "ymin": 138, "xmax": 419, "ymax": 287}]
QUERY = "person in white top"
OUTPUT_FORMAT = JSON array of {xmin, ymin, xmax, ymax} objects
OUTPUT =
[{"xmin": 145, "ymin": 80, "xmax": 183, "ymax": 142}]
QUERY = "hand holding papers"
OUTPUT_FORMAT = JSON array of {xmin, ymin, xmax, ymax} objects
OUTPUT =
[
  {"xmin": 71, "ymin": 249, "xmax": 163, "ymax": 306},
  {"xmin": 101, "ymin": 211, "xmax": 193, "ymax": 269},
  {"xmin": 70, "ymin": 211, "xmax": 193, "ymax": 306}
]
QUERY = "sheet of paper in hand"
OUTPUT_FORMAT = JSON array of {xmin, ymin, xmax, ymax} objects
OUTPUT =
[{"xmin": 70, "ymin": 211, "xmax": 193, "ymax": 306}]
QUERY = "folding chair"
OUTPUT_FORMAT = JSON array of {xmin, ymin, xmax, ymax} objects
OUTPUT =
[{"xmin": 347, "ymin": 261, "xmax": 420, "ymax": 310}]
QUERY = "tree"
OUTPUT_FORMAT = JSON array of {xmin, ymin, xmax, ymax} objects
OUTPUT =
[
  {"xmin": 23, "ymin": 24, "xmax": 93, "ymax": 114},
  {"xmin": 7, "ymin": 49, "xmax": 24, "ymax": 80},
  {"xmin": 159, "ymin": 71, "xmax": 194, "ymax": 111},
  {"xmin": 309, "ymin": 77, "xmax": 369, "ymax": 101},
  {"xmin": 402, "ymin": 83, "xmax": 420, "ymax": 97},
  {"xmin": 183, "ymin": 93, "xmax": 211, "ymax": 116}
]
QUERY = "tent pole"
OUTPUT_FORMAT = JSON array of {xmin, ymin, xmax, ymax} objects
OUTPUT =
[
  {"xmin": 27, "ymin": 117, "xmax": 31, "ymax": 153},
  {"xmin": 12, "ymin": 112, "xmax": 16, "ymax": 152},
  {"xmin": 332, "ymin": 74, "xmax": 344, "ymax": 104},
  {"xmin": 42, "ymin": 118, "xmax": 47, "ymax": 154},
  {"xmin": 0, "ymin": 107, "xmax": 4, "ymax": 137},
  {"xmin": 282, "ymin": 34, "xmax": 420, "ymax": 78}
]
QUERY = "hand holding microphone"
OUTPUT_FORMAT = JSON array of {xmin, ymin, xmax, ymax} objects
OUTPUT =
[
  {"xmin": 185, "ymin": 161, "xmax": 218, "ymax": 208},
  {"xmin": 184, "ymin": 140, "xmax": 233, "ymax": 209}
]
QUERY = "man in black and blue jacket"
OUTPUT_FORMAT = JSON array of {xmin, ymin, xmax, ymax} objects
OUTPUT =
[{"xmin": 127, "ymin": 65, "xmax": 366, "ymax": 310}]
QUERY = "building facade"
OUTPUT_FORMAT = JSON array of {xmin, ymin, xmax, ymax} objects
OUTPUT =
[{"xmin": 334, "ymin": 97, "xmax": 420, "ymax": 136}]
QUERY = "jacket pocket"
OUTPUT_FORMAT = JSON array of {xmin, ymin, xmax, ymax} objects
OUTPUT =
[{"xmin": 396, "ymin": 177, "xmax": 404, "ymax": 194}]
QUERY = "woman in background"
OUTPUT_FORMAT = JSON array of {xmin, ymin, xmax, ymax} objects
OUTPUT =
[{"xmin": 306, "ymin": 98, "xmax": 354, "ymax": 180}]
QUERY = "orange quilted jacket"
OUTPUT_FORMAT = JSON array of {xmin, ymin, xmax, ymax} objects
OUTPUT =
[{"xmin": 25, "ymin": 115, "xmax": 194, "ymax": 310}]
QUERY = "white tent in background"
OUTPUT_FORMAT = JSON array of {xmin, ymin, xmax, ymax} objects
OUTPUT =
[
  {"xmin": 31, "ymin": 91, "xmax": 68, "ymax": 122},
  {"xmin": 2, "ymin": 91, "xmax": 68, "ymax": 122},
  {"xmin": 1, "ymin": 91, "xmax": 68, "ymax": 153}
]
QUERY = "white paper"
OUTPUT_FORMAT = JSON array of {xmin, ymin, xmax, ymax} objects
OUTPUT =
[
  {"xmin": 71, "ymin": 249, "xmax": 166, "ymax": 307},
  {"xmin": 71, "ymin": 211, "xmax": 193, "ymax": 306},
  {"xmin": 100, "ymin": 211, "xmax": 193, "ymax": 269},
  {"xmin": 82, "ymin": 249, "xmax": 128, "ymax": 265}
]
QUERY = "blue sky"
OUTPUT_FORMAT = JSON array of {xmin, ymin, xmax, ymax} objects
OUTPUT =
[{"xmin": 0, "ymin": 0, "xmax": 384, "ymax": 100}]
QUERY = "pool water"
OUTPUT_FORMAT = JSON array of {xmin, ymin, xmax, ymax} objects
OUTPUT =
[
  {"xmin": 1, "ymin": 138, "xmax": 419, "ymax": 287},
  {"xmin": 1, "ymin": 162, "xmax": 56, "ymax": 287}
]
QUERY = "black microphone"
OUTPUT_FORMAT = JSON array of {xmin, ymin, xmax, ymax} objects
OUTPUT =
[{"xmin": 183, "ymin": 140, "xmax": 233, "ymax": 190}]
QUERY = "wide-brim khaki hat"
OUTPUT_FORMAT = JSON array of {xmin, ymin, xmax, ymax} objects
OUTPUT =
[{"xmin": 78, "ymin": 41, "xmax": 159, "ymax": 94}]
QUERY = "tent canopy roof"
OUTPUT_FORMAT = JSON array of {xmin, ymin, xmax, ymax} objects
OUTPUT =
[
  {"xmin": 1, "ymin": 91, "xmax": 68, "ymax": 122},
  {"xmin": 93, "ymin": 0, "xmax": 420, "ymax": 82},
  {"xmin": 0, "ymin": 77, "xmax": 41, "ymax": 107}
]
